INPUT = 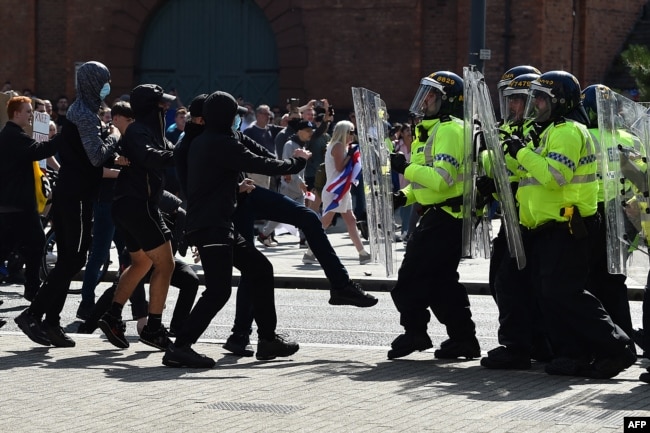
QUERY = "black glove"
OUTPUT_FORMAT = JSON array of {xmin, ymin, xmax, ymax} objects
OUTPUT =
[
  {"xmin": 347, "ymin": 144, "xmax": 357, "ymax": 157},
  {"xmin": 390, "ymin": 152, "xmax": 410, "ymax": 174},
  {"xmin": 393, "ymin": 191, "xmax": 407, "ymax": 210},
  {"xmin": 504, "ymin": 136, "xmax": 526, "ymax": 159},
  {"xmin": 476, "ymin": 175, "xmax": 496, "ymax": 197}
]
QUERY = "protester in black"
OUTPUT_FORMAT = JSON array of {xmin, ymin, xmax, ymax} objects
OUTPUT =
[
  {"xmin": 0, "ymin": 96, "xmax": 60, "ymax": 305},
  {"xmin": 163, "ymin": 91, "xmax": 311, "ymax": 368},
  {"xmin": 15, "ymin": 61, "xmax": 117, "ymax": 347}
]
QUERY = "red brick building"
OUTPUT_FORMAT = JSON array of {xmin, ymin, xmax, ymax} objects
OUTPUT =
[{"xmin": 0, "ymin": 0, "xmax": 646, "ymax": 116}]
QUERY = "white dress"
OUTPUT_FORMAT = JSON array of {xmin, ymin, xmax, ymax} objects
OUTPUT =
[{"xmin": 321, "ymin": 142, "xmax": 353, "ymax": 213}]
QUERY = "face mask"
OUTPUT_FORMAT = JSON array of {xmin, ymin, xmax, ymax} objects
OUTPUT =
[
  {"xmin": 100, "ymin": 83, "xmax": 111, "ymax": 101},
  {"xmin": 232, "ymin": 114, "xmax": 242, "ymax": 132}
]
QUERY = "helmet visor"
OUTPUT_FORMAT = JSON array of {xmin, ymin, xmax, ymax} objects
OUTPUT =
[
  {"xmin": 409, "ymin": 77, "xmax": 444, "ymax": 117},
  {"xmin": 525, "ymin": 88, "xmax": 553, "ymax": 123},
  {"xmin": 502, "ymin": 87, "xmax": 528, "ymax": 124}
]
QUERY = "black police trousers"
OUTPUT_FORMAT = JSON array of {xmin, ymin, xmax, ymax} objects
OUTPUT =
[
  {"xmin": 391, "ymin": 206, "xmax": 476, "ymax": 340},
  {"xmin": 526, "ymin": 218, "xmax": 630, "ymax": 359}
]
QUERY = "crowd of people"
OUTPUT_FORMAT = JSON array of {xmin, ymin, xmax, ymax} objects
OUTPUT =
[{"xmin": 0, "ymin": 60, "xmax": 649, "ymax": 384}]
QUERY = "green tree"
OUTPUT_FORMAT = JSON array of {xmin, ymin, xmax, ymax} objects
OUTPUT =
[{"xmin": 621, "ymin": 44, "xmax": 650, "ymax": 100}]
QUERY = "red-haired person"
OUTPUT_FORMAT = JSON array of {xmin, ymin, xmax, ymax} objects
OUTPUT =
[{"xmin": 0, "ymin": 96, "xmax": 61, "ymax": 307}]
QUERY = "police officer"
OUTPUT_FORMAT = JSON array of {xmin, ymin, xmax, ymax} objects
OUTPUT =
[
  {"xmin": 480, "ymin": 71, "xmax": 554, "ymax": 370},
  {"xmin": 388, "ymin": 71, "xmax": 480, "ymax": 360},
  {"xmin": 581, "ymin": 84, "xmax": 636, "ymax": 353},
  {"xmin": 504, "ymin": 71, "xmax": 635, "ymax": 378}
]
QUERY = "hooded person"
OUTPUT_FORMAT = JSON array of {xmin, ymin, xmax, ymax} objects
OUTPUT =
[
  {"xmin": 174, "ymin": 93, "xmax": 208, "ymax": 200},
  {"xmin": 15, "ymin": 61, "xmax": 119, "ymax": 348},
  {"xmin": 162, "ymin": 90, "xmax": 311, "ymax": 368},
  {"xmin": 98, "ymin": 84, "xmax": 178, "ymax": 352}
]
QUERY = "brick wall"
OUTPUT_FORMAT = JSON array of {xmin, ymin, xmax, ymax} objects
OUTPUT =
[{"xmin": 0, "ymin": 0, "xmax": 645, "ymax": 113}]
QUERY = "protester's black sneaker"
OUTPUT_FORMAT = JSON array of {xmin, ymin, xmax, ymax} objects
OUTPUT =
[
  {"xmin": 23, "ymin": 285, "xmax": 38, "ymax": 302},
  {"xmin": 256, "ymin": 334, "xmax": 299, "ymax": 360},
  {"xmin": 14, "ymin": 309, "xmax": 50, "ymax": 346},
  {"xmin": 139, "ymin": 324, "xmax": 172, "ymax": 351},
  {"xmin": 223, "ymin": 333, "xmax": 254, "ymax": 357},
  {"xmin": 434, "ymin": 337, "xmax": 481, "ymax": 360},
  {"xmin": 387, "ymin": 333, "xmax": 433, "ymax": 359},
  {"xmin": 640, "ymin": 367, "xmax": 650, "ymax": 384},
  {"xmin": 76, "ymin": 300, "xmax": 95, "ymax": 321},
  {"xmin": 77, "ymin": 321, "xmax": 97, "ymax": 334},
  {"xmin": 163, "ymin": 343, "xmax": 215, "ymax": 368},
  {"xmin": 544, "ymin": 357, "xmax": 593, "ymax": 377},
  {"xmin": 480, "ymin": 346, "xmax": 530, "ymax": 370},
  {"xmin": 42, "ymin": 322, "xmax": 76, "ymax": 347},
  {"xmin": 98, "ymin": 312, "xmax": 129, "ymax": 349},
  {"xmin": 329, "ymin": 281, "xmax": 378, "ymax": 308},
  {"xmin": 589, "ymin": 347, "xmax": 637, "ymax": 379}
]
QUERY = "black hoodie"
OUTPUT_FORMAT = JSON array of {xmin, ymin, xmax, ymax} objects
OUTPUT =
[
  {"xmin": 185, "ymin": 91, "xmax": 307, "ymax": 233},
  {"xmin": 113, "ymin": 85, "xmax": 175, "ymax": 204}
]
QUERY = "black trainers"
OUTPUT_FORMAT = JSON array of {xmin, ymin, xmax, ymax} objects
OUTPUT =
[
  {"xmin": 98, "ymin": 312, "xmax": 129, "ymax": 349},
  {"xmin": 640, "ymin": 367, "xmax": 650, "ymax": 384},
  {"xmin": 163, "ymin": 343, "xmax": 215, "ymax": 368},
  {"xmin": 480, "ymin": 346, "xmax": 531, "ymax": 370},
  {"xmin": 42, "ymin": 322, "xmax": 76, "ymax": 347},
  {"xmin": 387, "ymin": 333, "xmax": 433, "ymax": 359},
  {"xmin": 139, "ymin": 324, "xmax": 172, "ymax": 351},
  {"xmin": 77, "ymin": 321, "xmax": 97, "ymax": 334},
  {"xmin": 329, "ymin": 281, "xmax": 378, "ymax": 308},
  {"xmin": 76, "ymin": 300, "xmax": 95, "ymax": 321},
  {"xmin": 223, "ymin": 333, "xmax": 254, "ymax": 357},
  {"xmin": 256, "ymin": 334, "xmax": 299, "ymax": 360},
  {"xmin": 434, "ymin": 338, "xmax": 481, "ymax": 360},
  {"xmin": 545, "ymin": 357, "xmax": 593, "ymax": 377},
  {"xmin": 14, "ymin": 309, "xmax": 50, "ymax": 346},
  {"xmin": 589, "ymin": 347, "xmax": 637, "ymax": 379}
]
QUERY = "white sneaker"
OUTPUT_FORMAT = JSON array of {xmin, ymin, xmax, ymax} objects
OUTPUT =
[
  {"xmin": 302, "ymin": 251, "xmax": 318, "ymax": 264},
  {"xmin": 359, "ymin": 251, "xmax": 371, "ymax": 265}
]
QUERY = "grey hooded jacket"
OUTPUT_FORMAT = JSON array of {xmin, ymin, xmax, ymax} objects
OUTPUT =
[{"xmin": 57, "ymin": 61, "xmax": 117, "ymax": 200}]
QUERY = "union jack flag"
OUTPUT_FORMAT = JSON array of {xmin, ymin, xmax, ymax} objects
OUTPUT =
[{"xmin": 323, "ymin": 144, "xmax": 362, "ymax": 213}]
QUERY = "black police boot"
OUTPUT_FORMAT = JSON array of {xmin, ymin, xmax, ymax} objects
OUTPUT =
[
  {"xmin": 480, "ymin": 346, "xmax": 531, "ymax": 370},
  {"xmin": 434, "ymin": 337, "xmax": 481, "ymax": 360},
  {"xmin": 387, "ymin": 332, "xmax": 433, "ymax": 359}
]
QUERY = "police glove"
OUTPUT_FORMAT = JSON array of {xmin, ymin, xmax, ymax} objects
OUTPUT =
[
  {"xmin": 476, "ymin": 175, "xmax": 497, "ymax": 197},
  {"xmin": 393, "ymin": 190, "xmax": 407, "ymax": 210},
  {"xmin": 504, "ymin": 136, "xmax": 526, "ymax": 159},
  {"xmin": 390, "ymin": 152, "xmax": 410, "ymax": 174}
]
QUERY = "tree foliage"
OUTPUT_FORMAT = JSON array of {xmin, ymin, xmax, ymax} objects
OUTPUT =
[{"xmin": 622, "ymin": 44, "xmax": 650, "ymax": 100}]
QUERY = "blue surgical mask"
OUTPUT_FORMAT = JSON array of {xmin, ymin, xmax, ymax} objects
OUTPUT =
[
  {"xmin": 100, "ymin": 83, "xmax": 111, "ymax": 100},
  {"xmin": 232, "ymin": 114, "xmax": 242, "ymax": 132}
]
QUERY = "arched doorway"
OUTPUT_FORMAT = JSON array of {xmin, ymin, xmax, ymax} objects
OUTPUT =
[{"xmin": 137, "ymin": 0, "xmax": 279, "ymax": 106}]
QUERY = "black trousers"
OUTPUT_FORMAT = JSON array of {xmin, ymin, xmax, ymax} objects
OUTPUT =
[
  {"xmin": 175, "ymin": 227, "xmax": 277, "ymax": 347},
  {"xmin": 493, "ymin": 227, "xmax": 547, "ymax": 354},
  {"xmin": 0, "ymin": 210, "xmax": 45, "ymax": 292},
  {"xmin": 585, "ymin": 204, "xmax": 634, "ymax": 342},
  {"xmin": 390, "ymin": 207, "xmax": 476, "ymax": 340},
  {"xmin": 31, "ymin": 195, "xmax": 93, "ymax": 325},
  {"xmin": 231, "ymin": 186, "xmax": 350, "ymax": 335},
  {"xmin": 527, "ymin": 219, "xmax": 630, "ymax": 359}
]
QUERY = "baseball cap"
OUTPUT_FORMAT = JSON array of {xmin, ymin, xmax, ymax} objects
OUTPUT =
[
  {"xmin": 296, "ymin": 120, "xmax": 315, "ymax": 131},
  {"xmin": 189, "ymin": 93, "xmax": 208, "ymax": 117}
]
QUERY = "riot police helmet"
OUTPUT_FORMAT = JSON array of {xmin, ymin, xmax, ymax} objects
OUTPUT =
[
  {"xmin": 524, "ymin": 70, "xmax": 582, "ymax": 123},
  {"xmin": 409, "ymin": 71, "xmax": 464, "ymax": 119}
]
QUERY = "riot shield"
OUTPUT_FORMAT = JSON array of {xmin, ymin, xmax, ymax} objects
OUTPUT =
[
  {"xmin": 351, "ymin": 87, "xmax": 395, "ymax": 276},
  {"xmin": 597, "ymin": 88, "xmax": 649, "ymax": 276},
  {"xmin": 469, "ymin": 67, "xmax": 526, "ymax": 269}
]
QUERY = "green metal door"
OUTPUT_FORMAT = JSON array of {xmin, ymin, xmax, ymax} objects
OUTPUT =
[{"xmin": 138, "ymin": 0, "xmax": 278, "ymax": 106}]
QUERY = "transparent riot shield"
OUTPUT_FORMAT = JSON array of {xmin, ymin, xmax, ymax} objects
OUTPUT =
[
  {"xmin": 469, "ymin": 67, "xmax": 526, "ymax": 269},
  {"xmin": 351, "ymin": 87, "xmax": 395, "ymax": 276},
  {"xmin": 597, "ymin": 88, "xmax": 649, "ymax": 277}
]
